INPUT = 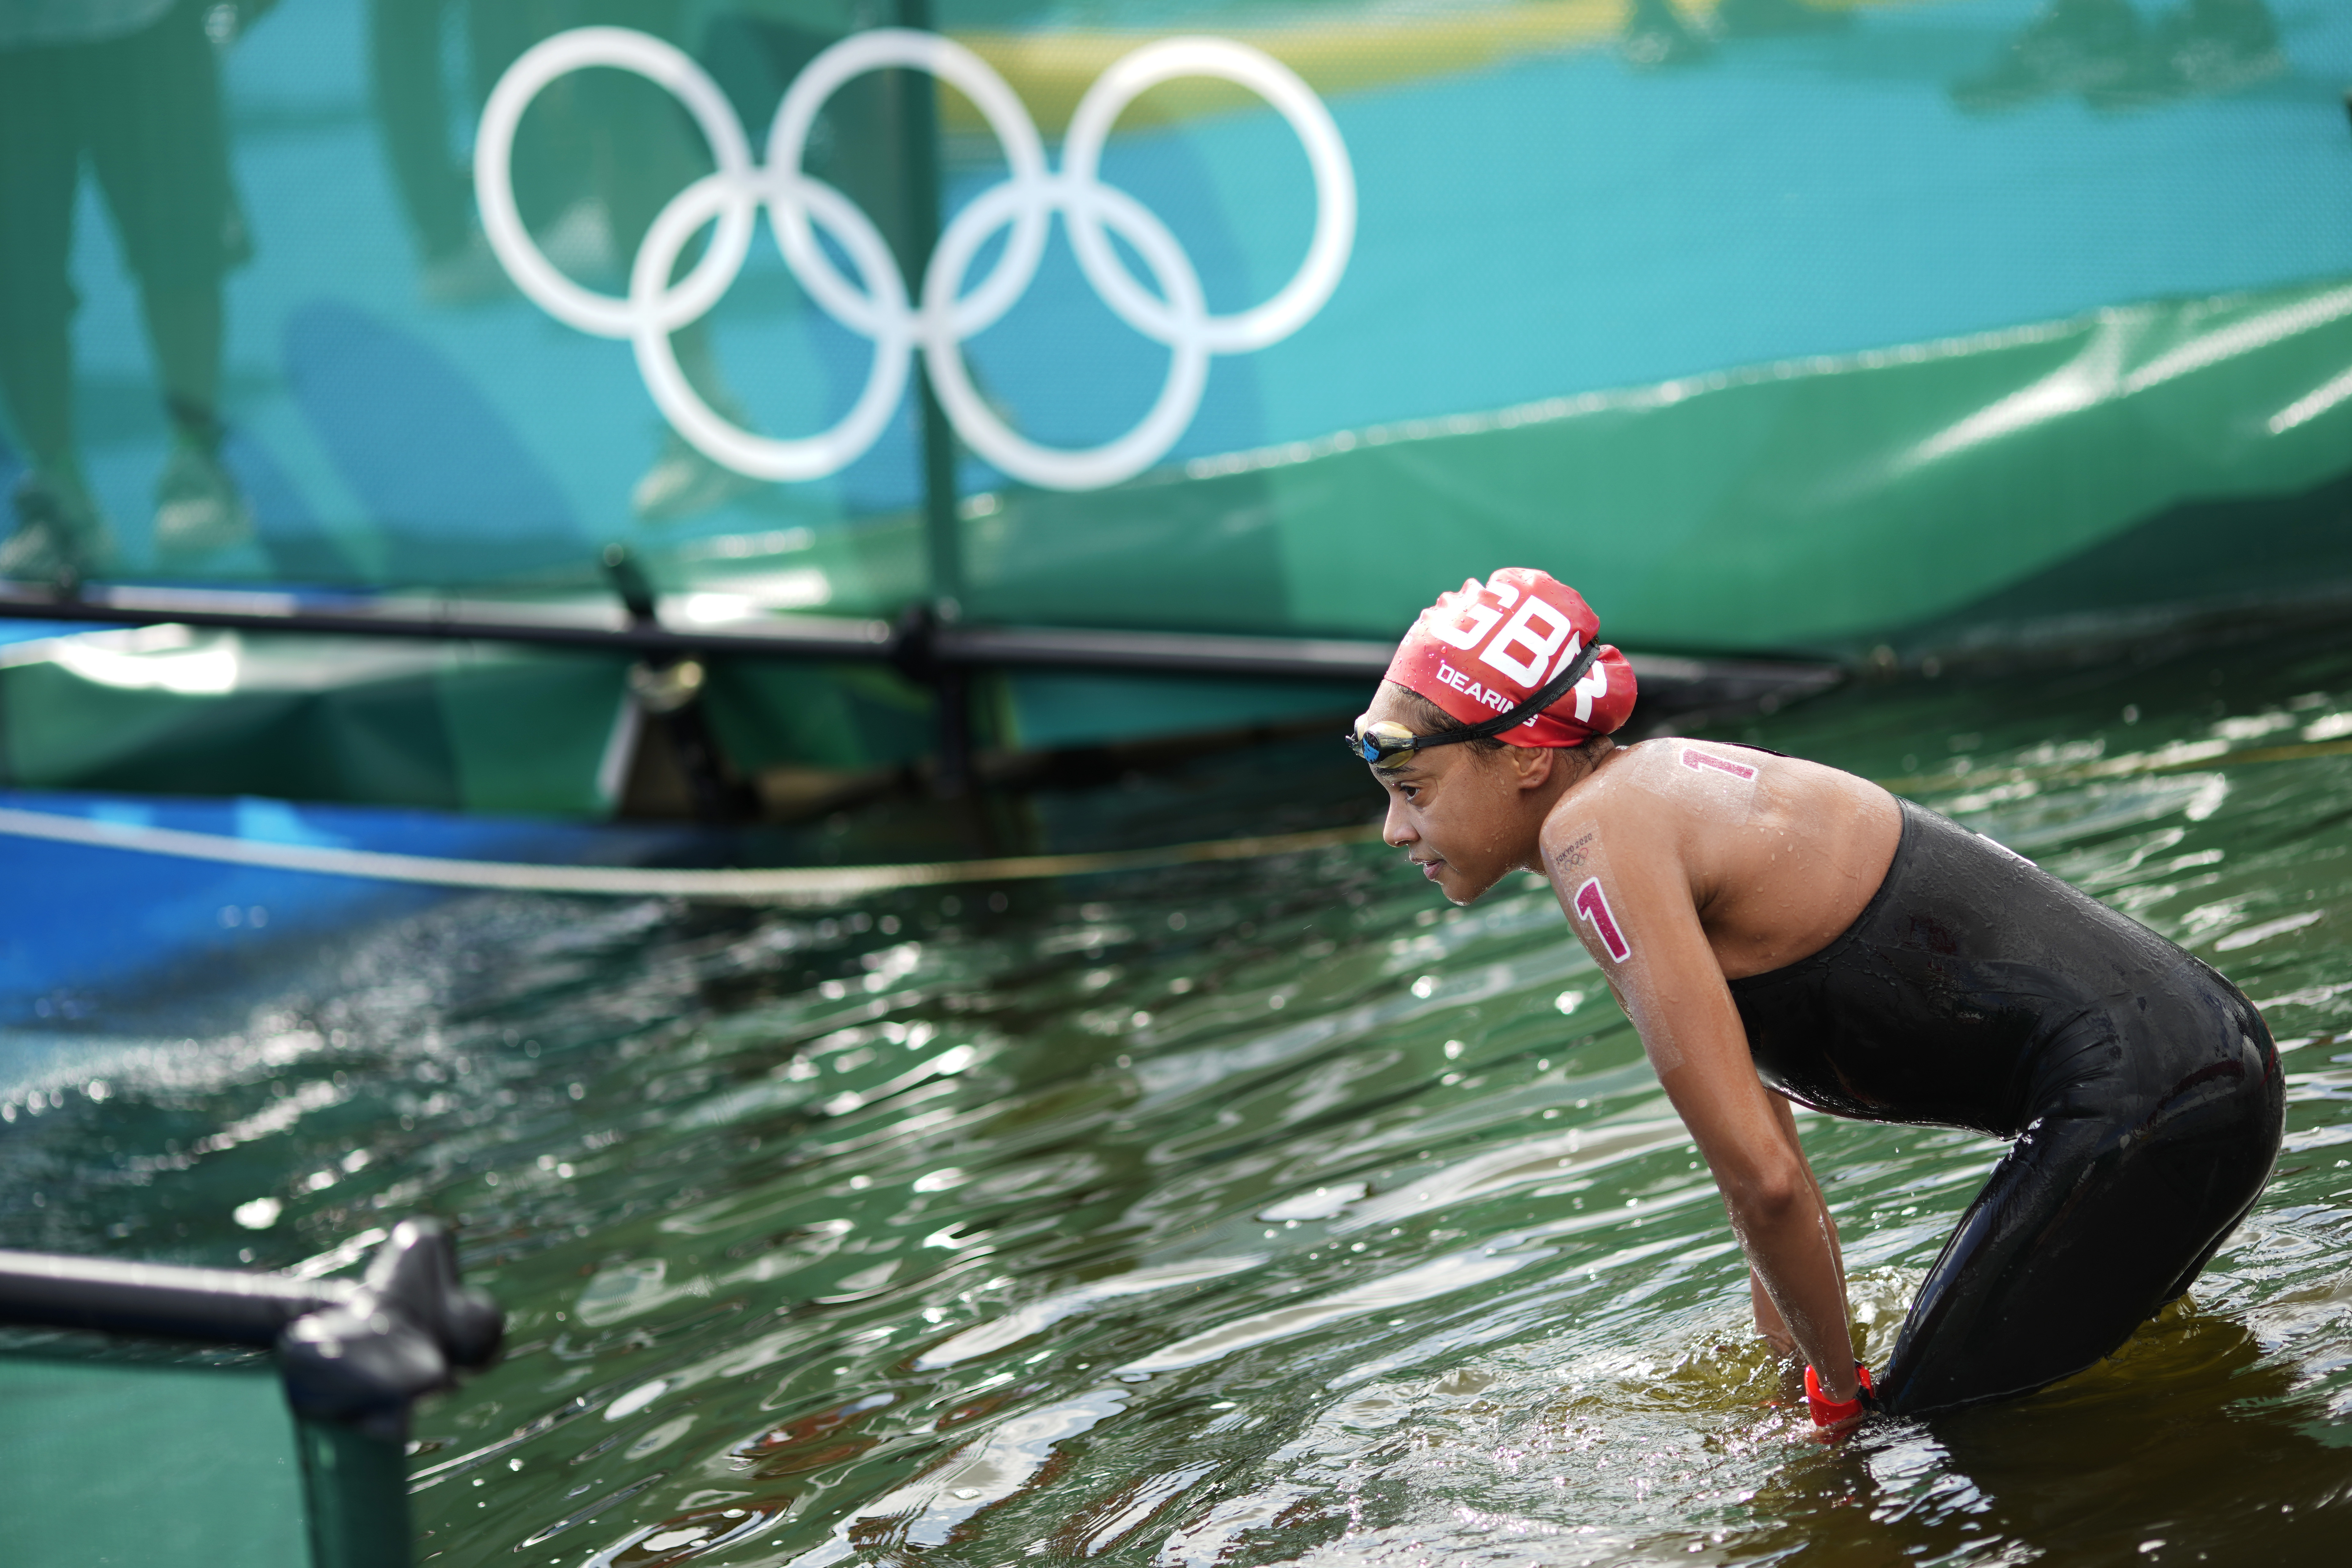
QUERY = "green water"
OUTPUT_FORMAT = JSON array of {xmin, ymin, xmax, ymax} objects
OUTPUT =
[{"xmin": 10, "ymin": 630, "xmax": 2352, "ymax": 1564}]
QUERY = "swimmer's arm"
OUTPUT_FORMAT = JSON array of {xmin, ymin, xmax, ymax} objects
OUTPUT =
[
  {"xmin": 1662, "ymin": 1003, "xmax": 1857, "ymax": 1405},
  {"xmin": 1747, "ymin": 1093, "xmax": 1846, "ymax": 1361},
  {"xmin": 1541, "ymin": 809, "xmax": 1859, "ymax": 1403},
  {"xmin": 1749, "ymin": 1271, "xmax": 1795, "ymax": 1360}
]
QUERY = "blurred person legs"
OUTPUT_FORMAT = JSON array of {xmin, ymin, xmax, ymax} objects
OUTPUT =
[
  {"xmin": 370, "ymin": 0, "xmax": 507, "ymax": 304},
  {"xmin": 699, "ymin": 12, "xmax": 918, "ymax": 274},
  {"xmin": 1620, "ymin": 0, "xmax": 1713, "ymax": 70},
  {"xmin": 0, "ymin": 183, "xmax": 112, "ymax": 587},
  {"xmin": 370, "ymin": 0, "xmax": 589, "ymax": 304},
  {"xmin": 471, "ymin": 0, "xmax": 603, "ymax": 260},
  {"xmin": 100, "ymin": 0, "xmax": 256, "ymax": 558},
  {"xmin": 629, "ymin": 333, "xmax": 762, "ymax": 524},
  {"xmin": 1951, "ymin": 0, "xmax": 2140, "ymax": 111},
  {"xmin": 564, "ymin": 0, "xmax": 763, "ymax": 521},
  {"xmin": 144, "ymin": 284, "xmax": 251, "ymax": 558},
  {"xmin": 0, "ymin": 1, "xmax": 252, "ymax": 583},
  {"xmin": 1714, "ymin": 0, "xmax": 1851, "ymax": 38},
  {"xmin": 2089, "ymin": 0, "xmax": 2285, "ymax": 109},
  {"xmin": 677, "ymin": 10, "xmax": 1016, "ymax": 514},
  {"xmin": 0, "ymin": 9, "xmax": 124, "ymax": 585}
]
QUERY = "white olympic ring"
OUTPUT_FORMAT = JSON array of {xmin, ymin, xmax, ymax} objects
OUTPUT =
[{"xmin": 475, "ymin": 27, "xmax": 1356, "ymax": 492}]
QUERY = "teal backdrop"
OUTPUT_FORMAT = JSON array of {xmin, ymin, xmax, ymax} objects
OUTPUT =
[{"xmin": 1, "ymin": 0, "xmax": 2347, "ymax": 799}]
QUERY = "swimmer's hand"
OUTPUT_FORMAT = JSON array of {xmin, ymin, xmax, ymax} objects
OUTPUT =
[{"xmin": 1804, "ymin": 1361, "xmax": 1874, "ymax": 1429}]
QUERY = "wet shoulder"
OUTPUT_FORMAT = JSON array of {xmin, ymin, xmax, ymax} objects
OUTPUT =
[
  {"xmin": 1626, "ymin": 738, "xmax": 1894, "ymax": 817},
  {"xmin": 1541, "ymin": 738, "xmax": 1737, "ymax": 849},
  {"xmin": 1625, "ymin": 737, "xmax": 1772, "ymax": 788},
  {"xmin": 1552, "ymin": 738, "xmax": 1889, "ymax": 851},
  {"xmin": 1591, "ymin": 737, "xmax": 1773, "ymax": 813}
]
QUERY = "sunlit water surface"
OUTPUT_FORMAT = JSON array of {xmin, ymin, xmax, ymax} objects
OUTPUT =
[{"xmin": 9, "ymin": 633, "xmax": 2352, "ymax": 1564}]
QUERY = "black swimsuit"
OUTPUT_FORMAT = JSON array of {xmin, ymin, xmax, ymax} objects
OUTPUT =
[{"xmin": 1730, "ymin": 799, "xmax": 2283, "ymax": 1417}]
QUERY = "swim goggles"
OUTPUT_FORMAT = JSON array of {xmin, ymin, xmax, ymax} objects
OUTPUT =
[{"xmin": 1345, "ymin": 637, "xmax": 1605, "ymax": 767}]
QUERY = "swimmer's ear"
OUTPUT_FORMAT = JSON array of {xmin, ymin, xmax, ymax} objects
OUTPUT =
[{"xmin": 1503, "ymin": 744, "xmax": 1558, "ymax": 791}]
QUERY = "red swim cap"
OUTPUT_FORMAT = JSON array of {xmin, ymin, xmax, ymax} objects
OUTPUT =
[{"xmin": 1382, "ymin": 569, "xmax": 1637, "ymax": 747}]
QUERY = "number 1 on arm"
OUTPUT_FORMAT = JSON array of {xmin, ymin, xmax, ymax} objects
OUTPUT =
[{"xmin": 1574, "ymin": 877, "xmax": 1631, "ymax": 963}]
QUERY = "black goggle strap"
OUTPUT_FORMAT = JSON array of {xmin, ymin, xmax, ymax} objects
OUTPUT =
[{"xmin": 1353, "ymin": 636, "xmax": 1608, "ymax": 761}]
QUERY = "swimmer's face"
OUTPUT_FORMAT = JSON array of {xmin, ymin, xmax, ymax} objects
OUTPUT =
[{"xmin": 1359, "ymin": 685, "xmax": 1553, "ymax": 905}]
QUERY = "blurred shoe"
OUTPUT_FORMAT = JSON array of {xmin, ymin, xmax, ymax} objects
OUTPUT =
[
  {"xmin": 1717, "ymin": 0, "xmax": 1852, "ymax": 36},
  {"xmin": 3, "ymin": 467, "xmax": 118, "ymax": 588},
  {"xmin": 538, "ymin": 199, "xmax": 620, "ymax": 288},
  {"xmin": 1950, "ymin": 0, "xmax": 2138, "ymax": 112},
  {"xmin": 632, "ymin": 428, "xmax": 764, "ymax": 522},
  {"xmin": 1622, "ymin": 0, "xmax": 1714, "ymax": 69},
  {"xmin": 153, "ymin": 439, "xmax": 256, "ymax": 557},
  {"xmin": 2088, "ymin": 0, "xmax": 2285, "ymax": 109},
  {"xmin": 419, "ymin": 230, "xmax": 516, "ymax": 307}
]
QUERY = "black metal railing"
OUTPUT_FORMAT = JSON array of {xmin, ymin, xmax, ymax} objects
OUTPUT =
[{"xmin": 0, "ymin": 1219, "xmax": 501, "ymax": 1568}]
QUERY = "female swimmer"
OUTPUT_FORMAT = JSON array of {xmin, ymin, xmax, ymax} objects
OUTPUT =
[{"xmin": 1351, "ymin": 568, "xmax": 2282, "ymax": 1422}]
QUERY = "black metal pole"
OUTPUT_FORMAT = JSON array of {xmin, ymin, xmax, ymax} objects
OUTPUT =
[
  {"xmin": 0, "ymin": 1249, "xmax": 350, "ymax": 1344},
  {"xmin": 888, "ymin": 0, "xmax": 973, "ymax": 797},
  {"xmin": 0, "ymin": 589, "xmax": 1841, "ymax": 716}
]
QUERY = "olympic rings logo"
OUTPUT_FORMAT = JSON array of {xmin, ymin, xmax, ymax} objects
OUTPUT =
[{"xmin": 476, "ymin": 27, "xmax": 1356, "ymax": 492}]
